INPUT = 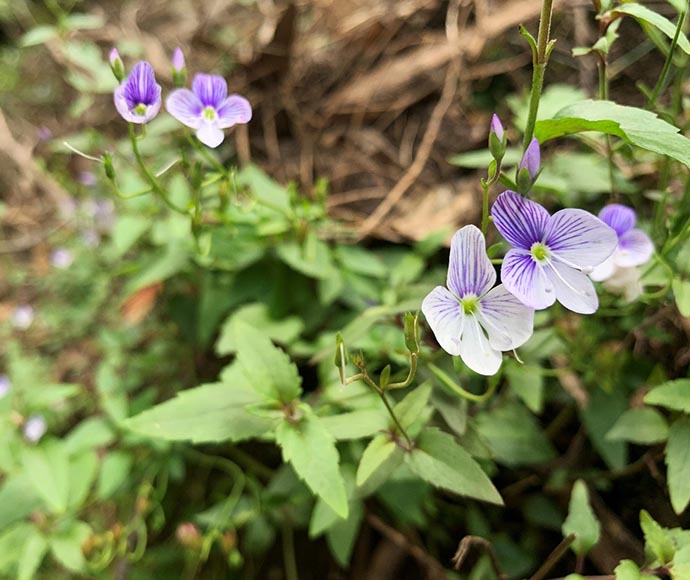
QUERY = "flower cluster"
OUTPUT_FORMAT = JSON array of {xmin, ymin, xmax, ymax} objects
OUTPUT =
[
  {"xmin": 422, "ymin": 119, "xmax": 653, "ymax": 375},
  {"xmin": 111, "ymin": 48, "xmax": 252, "ymax": 148}
]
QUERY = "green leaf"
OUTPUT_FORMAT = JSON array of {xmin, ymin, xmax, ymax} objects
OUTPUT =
[
  {"xmin": 22, "ymin": 442, "xmax": 70, "ymax": 514},
  {"xmin": 562, "ymin": 480, "xmax": 601, "ymax": 557},
  {"xmin": 124, "ymin": 242, "xmax": 189, "ymax": 297},
  {"xmin": 0, "ymin": 524, "xmax": 33, "ymax": 573},
  {"xmin": 645, "ymin": 379, "xmax": 690, "ymax": 412},
  {"xmin": 68, "ymin": 451, "xmax": 99, "ymax": 510},
  {"xmin": 606, "ymin": 408, "xmax": 669, "ymax": 444},
  {"xmin": 215, "ymin": 303, "xmax": 304, "ymax": 355},
  {"xmin": 0, "ymin": 476, "xmax": 43, "ymax": 528},
  {"xmin": 394, "ymin": 382, "xmax": 432, "ymax": 431},
  {"xmin": 276, "ymin": 408, "xmax": 349, "ymax": 518},
  {"xmin": 124, "ymin": 379, "xmax": 275, "ymax": 443},
  {"xmin": 581, "ymin": 387, "xmax": 628, "ymax": 471},
  {"xmin": 97, "ymin": 451, "xmax": 132, "ymax": 500},
  {"xmin": 64, "ymin": 417, "xmax": 116, "ymax": 455},
  {"xmin": 640, "ymin": 510, "xmax": 675, "ymax": 564},
  {"xmin": 19, "ymin": 25, "xmax": 56, "ymax": 47},
  {"xmin": 356, "ymin": 434, "xmax": 397, "ymax": 487},
  {"xmin": 327, "ymin": 500, "xmax": 364, "ymax": 567},
  {"xmin": 614, "ymin": 560, "xmax": 642, "ymax": 580},
  {"xmin": 673, "ymin": 279, "xmax": 690, "ymax": 316},
  {"xmin": 505, "ymin": 363, "xmax": 544, "ymax": 413},
  {"xmin": 276, "ymin": 234, "xmax": 336, "ymax": 280},
  {"xmin": 611, "ymin": 4, "xmax": 690, "ymax": 56},
  {"xmin": 475, "ymin": 401, "xmax": 556, "ymax": 466},
  {"xmin": 535, "ymin": 100, "xmax": 690, "ymax": 168},
  {"xmin": 666, "ymin": 418, "xmax": 690, "ymax": 514},
  {"xmin": 321, "ymin": 409, "xmax": 388, "ymax": 441},
  {"xmin": 406, "ymin": 428, "xmax": 502, "ymax": 505},
  {"xmin": 236, "ymin": 164, "xmax": 291, "ymax": 214},
  {"xmin": 49, "ymin": 521, "xmax": 92, "ymax": 573},
  {"xmin": 17, "ymin": 528, "xmax": 47, "ymax": 580},
  {"xmin": 235, "ymin": 321, "xmax": 303, "ymax": 404},
  {"xmin": 110, "ymin": 215, "xmax": 149, "ymax": 258}
]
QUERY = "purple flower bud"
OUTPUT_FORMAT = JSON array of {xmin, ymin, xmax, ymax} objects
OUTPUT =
[
  {"xmin": 12, "ymin": 305, "xmax": 34, "ymax": 330},
  {"xmin": 0, "ymin": 375, "xmax": 10, "ymax": 399},
  {"xmin": 490, "ymin": 114, "xmax": 504, "ymax": 142},
  {"xmin": 113, "ymin": 61, "xmax": 162, "ymax": 124},
  {"xmin": 518, "ymin": 138, "xmax": 541, "ymax": 179},
  {"xmin": 51, "ymin": 248, "xmax": 74, "ymax": 269},
  {"xmin": 109, "ymin": 48, "xmax": 125, "ymax": 82},
  {"xmin": 78, "ymin": 171, "xmax": 97, "ymax": 187},
  {"xmin": 172, "ymin": 48, "xmax": 185, "ymax": 73},
  {"xmin": 23, "ymin": 414, "xmax": 47, "ymax": 443}
]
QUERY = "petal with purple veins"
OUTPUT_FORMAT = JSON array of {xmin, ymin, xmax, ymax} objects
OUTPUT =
[
  {"xmin": 546, "ymin": 261, "xmax": 598, "ymax": 314},
  {"xmin": 192, "ymin": 74, "xmax": 228, "ymax": 107},
  {"xmin": 589, "ymin": 255, "xmax": 616, "ymax": 282},
  {"xmin": 421, "ymin": 286, "xmax": 465, "ymax": 356},
  {"xmin": 447, "ymin": 225, "xmax": 496, "ymax": 299},
  {"xmin": 491, "ymin": 190, "xmax": 550, "ymax": 250},
  {"xmin": 459, "ymin": 315, "xmax": 502, "ymax": 376},
  {"xmin": 599, "ymin": 204, "xmax": 636, "ymax": 236},
  {"xmin": 478, "ymin": 285, "xmax": 534, "ymax": 351},
  {"xmin": 545, "ymin": 208, "xmax": 617, "ymax": 269},
  {"xmin": 615, "ymin": 229, "xmax": 653, "ymax": 267},
  {"xmin": 216, "ymin": 95, "xmax": 253, "ymax": 128},
  {"xmin": 166, "ymin": 89, "xmax": 203, "ymax": 129},
  {"xmin": 196, "ymin": 121, "xmax": 225, "ymax": 148},
  {"xmin": 501, "ymin": 249, "xmax": 554, "ymax": 310}
]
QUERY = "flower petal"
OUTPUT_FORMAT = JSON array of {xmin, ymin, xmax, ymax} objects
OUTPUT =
[
  {"xmin": 615, "ymin": 229, "xmax": 653, "ymax": 267},
  {"xmin": 491, "ymin": 190, "xmax": 550, "ymax": 249},
  {"xmin": 478, "ymin": 284, "xmax": 535, "ymax": 351},
  {"xmin": 216, "ymin": 95, "xmax": 253, "ymax": 128},
  {"xmin": 603, "ymin": 266, "xmax": 643, "ymax": 302},
  {"xmin": 192, "ymin": 74, "xmax": 227, "ymax": 107},
  {"xmin": 447, "ymin": 225, "xmax": 495, "ymax": 298},
  {"xmin": 125, "ymin": 61, "xmax": 160, "ymax": 106},
  {"xmin": 546, "ymin": 261, "xmax": 598, "ymax": 314},
  {"xmin": 589, "ymin": 255, "xmax": 616, "ymax": 282},
  {"xmin": 166, "ymin": 89, "xmax": 203, "ymax": 129},
  {"xmin": 545, "ymin": 208, "xmax": 617, "ymax": 269},
  {"xmin": 459, "ymin": 315, "xmax": 502, "ymax": 376},
  {"xmin": 196, "ymin": 121, "xmax": 225, "ymax": 148},
  {"xmin": 501, "ymin": 249, "xmax": 554, "ymax": 310},
  {"xmin": 421, "ymin": 286, "xmax": 464, "ymax": 356},
  {"xmin": 599, "ymin": 204, "xmax": 636, "ymax": 236}
]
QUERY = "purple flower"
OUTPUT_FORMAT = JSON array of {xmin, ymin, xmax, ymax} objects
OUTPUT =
[
  {"xmin": 51, "ymin": 248, "xmax": 74, "ymax": 269},
  {"xmin": 166, "ymin": 74, "xmax": 252, "ymax": 148},
  {"xmin": 490, "ymin": 114, "xmax": 504, "ymax": 142},
  {"xmin": 489, "ymin": 114, "xmax": 506, "ymax": 161},
  {"xmin": 12, "ymin": 305, "xmax": 34, "ymax": 330},
  {"xmin": 0, "ymin": 375, "xmax": 10, "ymax": 399},
  {"xmin": 172, "ymin": 48, "xmax": 187, "ymax": 87},
  {"xmin": 81, "ymin": 230, "xmax": 100, "ymax": 247},
  {"xmin": 23, "ymin": 414, "xmax": 47, "ymax": 443},
  {"xmin": 516, "ymin": 138, "xmax": 541, "ymax": 193},
  {"xmin": 109, "ymin": 48, "xmax": 125, "ymax": 82},
  {"xmin": 590, "ymin": 204, "xmax": 653, "ymax": 282},
  {"xmin": 78, "ymin": 171, "xmax": 97, "ymax": 187},
  {"xmin": 491, "ymin": 190, "xmax": 618, "ymax": 314},
  {"xmin": 38, "ymin": 127, "xmax": 53, "ymax": 141},
  {"xmin": 114, "ymin": 61, "xmax": 162, "ymax": 124},
  {"xmin": 421, "ymin": 225, "xmax": 534, "ymax": 376}
]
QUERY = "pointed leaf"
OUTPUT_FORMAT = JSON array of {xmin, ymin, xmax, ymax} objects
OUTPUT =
[
  {"xmin": 640, "ymin": 510, "xmax": 675, "ymax": 564},
  {"xmin": 276, "ymin": 408, "xmax": 348, "ymax": 518},
  {"xmin": 666, "ymin": 418, "xmax": 690, "ymax": 514},
  {"xmin": 406, "ymin": 428, "xmax": 502, "ymax": 505},
  {"xmin": 612, "ymin": 4, "xmax": 690, "ymax": 56},
  {"xmin": 321, "ymin": 409, "xmax": 388, "ymax": 441},
  {"xmin": 606, "ymin": 408, "xmax": 669, "ymax": 445},
  {"xmin": 562, "ymin": 480, "xmax": 601, "ymax": 557},
  {"xmin": 645, "ymin": 380, "xmax": 690, "ymax": 412},
  {"xmin": 356, "ymin": 434, "xmax": 397, "ymax": 487},
  {"xmin": 394, "ymin": 382, "xmax": 432, "ymax": 431},
  {"xmin": 49, "ymin": 520, "xmax": 92, "ymax": 573},
  {"xmin": 17, "ymin": 528, "xmax": 47, "ymax": 580},
  {"xmin": 22, "ymin": 443, "xmax": 70, "ymax": 514}
]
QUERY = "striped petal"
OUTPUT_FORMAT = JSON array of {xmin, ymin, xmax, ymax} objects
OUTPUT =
[
  {"xmin": 478, "ymin": 285, "xmax": 535, "ymax": 351},
  {"xmin": 421, "ymin": 286, "xmax": 464, "ymax": 356},
  {"xmin": 166, "ymin": 88, "xmax": 203, "ymax": 129},
  {"xmin": 599, "ymin": 204, "xmax": 636, "ymax": 236},
  {"xmin": 447, "ymin": 225, "xmax": 496, "ymax": 298},
  {"xmin": 615, "ymin": 229, "xmax": 653, "ymax": 267},
  {"xmin": 192, "ymin": 74, "xmax": 227, "ymax": 107},
  {"xmin": 501, "ymin": 249, "xmax": 554, "ymax": 310},
  {"xmin": 491, "ymin": 190, "xmax": 550, "ymax": 250},
  {"xmin": 545, "ymin": 208, "xmax": 617, "ymax": 269},
  {"xmin": 459, "ymin": 315, "xmax": 502, "ymax": 376},
  {"xmin": 546, "ymin": 261, "xmax": 598, "ymax": 314},
  {"xmin": 217, "ymin": 95, "xmax": 253, "ymax": 128}
]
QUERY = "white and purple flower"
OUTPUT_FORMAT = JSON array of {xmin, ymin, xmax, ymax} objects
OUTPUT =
[
  {"xmin": 491, "ymin": 190, "xmax": 618, "ymax": 314},
  {"xmin": 0, "ymin": 375, "xmax": 10, "ymax": 399},
  {"xmin": 12, "ymin": 304, "xmax": 34, "ymax": 330},
  {"xmin": 590, "ymin": 204, "xmax": 653, "ymax": 282},
  {"xmin": 114, "ymin": 61, "xmax": 162, "ymax": 124},
  {"xmin": 23, "ymin": 414, "xmax": 47, "ymax": 444},
  {"xmin": 166, "ymin": 74, "xmax": 252, "ymax": 148},
  {"xmin": 422, "ymin": 225, "xmax": 534, "ymax": 376}
]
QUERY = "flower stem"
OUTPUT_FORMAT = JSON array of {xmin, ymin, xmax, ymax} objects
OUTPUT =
[
  {"xmin": 522, "ymin": 0, "xmax": 554, "ymax": 151},
  {"xmin": 129, "ymin": 124, "xmax": 187, "ymax": 214},
  {"xmin": 481, "ymin": 179, "xmax": 491, "ymax": 235},
  {"xmin": 646, "ymin": 8, "xmax": 686, "ymax": 111},
  {"xmin": 428, "ymin": 362, "xmax": 498, "ymax": 403},
  {"xmin": 385, "ymin": 353, "xmax": 418, "ymax": 390}
]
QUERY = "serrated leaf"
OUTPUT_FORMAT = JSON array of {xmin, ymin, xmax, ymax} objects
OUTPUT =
[
  {"xmin": 645, "ymin": 380, "xmax": 690, "ymax": 412},
  {"xmin": 615, "ymin": 560, "xmax": 641, "ymax": 580},
  {"xmin": 666, "ymin": 418, "xmax": 690, "ymax": 514},
  {"xmin": 612, "ymin": 4, "xmax": 690, "ymax": 56},
  {"xmin": 535, "ymin": 100, "xmax": 690, "ymax": 168},
  {"xmin": 235, "ymin": 321, "xmax": 302, "ymax": 404},
  {"xmin": 356, "ymin": 434, "xmax": 397, "ymax": 487},
  {"xmin": 606, "ymin": 408, "xmax": 669, "ymax": 444},
  {"xmin": 23, "ymin": 443, "xmax": 70, "ymax": 514},
  {"xmin": 124, "ymin": 376, "xmax": 275, "ymax": 443},
  {"xmin": 562, "ymin": 480, "xmax": 601, "ymax": 557},
  {"xmin": 321, "ymin": 409, "xmax": 388, "ymax": 441},
  {"xmin": 394, "ymin": 382, "xmax": 432, "ymax": 431},
  {"xmin": 276, "ymin": 409, "xmax": 348, "ymax": 518},
  {"xmin": 406, "ymin": 428, "xmax": 502, "ymax": 505},
  {"xmin": 640, "ymin": 510, "xmax": 675, "ymax": 564}
]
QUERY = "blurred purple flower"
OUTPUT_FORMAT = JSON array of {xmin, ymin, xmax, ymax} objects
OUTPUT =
[
  {"xmin": 516, "ymin": 138, "xmax": 541, "ymax": 193},
  {"xmin": 78, "ymin": 171, "xmax": 97, "ymax": 187},
  {"xmin": 81, "ymin": 230, "xmax": 101, "ymax": 247},
  {"xmin": 166, "ymin": 74, "xmax": 252, "ymax": 148},
  {"xmin": 23, "ymin": 414, "xmax": 47, "ymax": 443},
  {"xmin": 109, "ymin": 48, "xmax": 125, "ymax": 82},
  {"xmin": 590, "ymin": 204, "xmax": 653, "ymax": 282},
  {"xmin": 82, "ymin": 198, "xmax": 115, "ymax": 232},
  {"xmin": 421, "ymin": 225, "xmax": 534, "ymax": 376},
  {"xmin": 38, "ymin": 127, "xmax": 53, "ymax": 141},
  {"xmin": 0, "ymin": 375, "xmax": 10, "ymax": 399},
  {"xmin": 114, "ymin": 61, "xmax": 162, "ymax": 124},
  {"xmin": 490, "ymin": 114, "xmax": 504, "ymax": 142},
  {"xmin": 51, "ymin": 248, "xmax": 74, "ymax": 269},
  {"xmin": 12, "ymin": 305, "xmax": 34, "ymax": 330},
  {"xmin": 172, "ymin": 48, "xmax": 185, "ymax": 73},
  {"xmin": 491, "ymin": 190, "xmax": 618, "ymax": 314}
]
